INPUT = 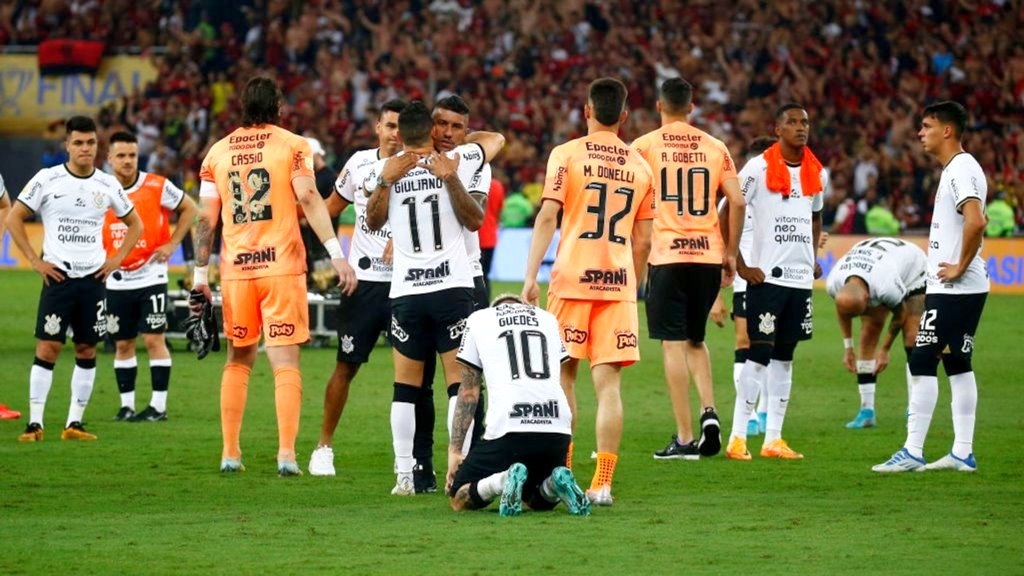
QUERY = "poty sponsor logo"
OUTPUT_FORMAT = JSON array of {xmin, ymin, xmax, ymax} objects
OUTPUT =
[
  {"xmin": 563, "ymin": 327, "xmax": 588, "ymax": 344},
  {"xmin": 615, "ymin": 332, "xmax": 638, "ymax": 349},
  {"xmin": 232, "ymin": 326, "xmax": 249, "ymax": 339},
  {"xmin": 268, "ymin": 323, "xmax": 295, "ymax": 338}
]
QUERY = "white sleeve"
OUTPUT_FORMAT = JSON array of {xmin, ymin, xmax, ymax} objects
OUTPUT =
[
  {"xmin": 738, "ymin": 160, "xmax": 760, "ymax": 208},
  {"xmin": 199, "ymin": 180, "xmax": 219, "ymax": 199},
  {"xmin": 466, "ymin": 162, "xmax": 492, "ymax": 195},
  {"xmin": 160, "ymin": 178, "xmax": 186, "ymax": 210},
  {"xmin": 16, "ymin": 171, "xmax": 47, "ymax": 212},
  {"xmin": 951, "ymin": 162, "xmax": 985, "ymax": 210},
  {"xmin": 106, "ymin": 181, "xmax": 135, "ymax": 218},
  {"xmin": 0, "ymin": 173, "xmax": 6, "ymax": 200},
  {"xmin": 456, "ymin": 314, "xmax": 483, "ymax": 370},
  {"xmin": 335, "ymin": 158, "xmax": 358, "ymax": 202},
  {"xmin": 812, "ymin": 168, "xmax": 828, "ymax": 212},
  {"xmin": 362, "ymin": 161, "xmax": 383, "ymax": 197},
  {"xmin": 877, "ymin": 275, "xmax": 906, "ymax": 310}
]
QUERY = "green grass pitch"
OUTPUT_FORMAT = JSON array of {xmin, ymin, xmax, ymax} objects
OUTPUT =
[{"xmin": 0, "ymin": 269, "xmax": 1021, "ymax": 574}]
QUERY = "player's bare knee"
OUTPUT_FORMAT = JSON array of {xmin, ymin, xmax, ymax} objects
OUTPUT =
[
  {"xmin": 114, "ymin": 338, "xmax": 136, "ymax": 357},
  {"xmin": 142, "ymin": 333, "xmax": 169, "ymax": 357},
  {"xmin": 73, "ymin": 342, "xmax": 97, "ymax": 360},
  {"xmin": 227, "ymin": 343, "xmax": 258, "ymax": 367},
  {"xmin": 34, "ymin": 340, "xmax": 62, "ymax": 363}
]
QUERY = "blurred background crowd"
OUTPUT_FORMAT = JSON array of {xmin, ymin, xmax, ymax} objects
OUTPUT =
[{"xmin": 3, "ymin": 0, "xmax": 1022, "ymax": 236}]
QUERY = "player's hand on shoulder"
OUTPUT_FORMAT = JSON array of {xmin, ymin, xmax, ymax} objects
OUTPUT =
[
  {"xmin": 419, "ymin": 151, "xmax": 460, "ymax": 181},
  {"xmin": 33, "ymin": 259, "xmax": 65, "ymax": 285},
  {"xmin": 381, "ymin": 153, "xmax": 420, "ymax": 183},
  {"xmin": 332, "ymin": 258, "xmax": 358, "ymax": 296}
]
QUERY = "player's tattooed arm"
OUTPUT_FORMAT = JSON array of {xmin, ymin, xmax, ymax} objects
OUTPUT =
[
  {"xmin": 446, "ymin": 174, "xmax": 484, "ymax": 231},
  {"xmin": 449, "ymin": 364, "xmax": 482, "ymax": 454},
  {"xmin": 470, "ymin": 191, "xmax": 488, "ymax": 211},
  {"xmin": 194, "ymin": 197, "xmax": 221, "ymax": 268}
]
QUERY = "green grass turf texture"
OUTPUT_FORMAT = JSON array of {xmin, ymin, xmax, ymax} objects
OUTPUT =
[{"xmin": 0, "ymin": 269, "xmax": 1021, "ymax": 575}]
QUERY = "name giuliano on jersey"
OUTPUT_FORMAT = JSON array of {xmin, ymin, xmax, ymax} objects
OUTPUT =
[
  {"xmin": 739, "ymin": 155, "xmax": 828, "ymax": 290},
  {"xmin": 457, "ymin": 302, "xmax": 572, "ymax": 439},
  {"xmin": 928, "ymin": 153, "xmax": 989, "ymax": 295},
  {"xmin": 335, "ymin": 148, "xmax": 392, "ymax": 282},
  {"xmin": 718, "ymin": 196, "xmax": 754, "ymax": 292},
  {"xmin": 104, "ymin": 172, "xmax": 185, "ymax": 290},
  {"xmin": 826, "ymin": 238, "xmax": 927, "ymax": 309},
  {"xmin": 18, "ymin": 165, "xmax": 134, "ymax": 278},
  {"xmin": 463, "ymin": 163, "xmax": 493, "ymax": 277},
  {"xmin": 365, "ymin": 143, "xmax": 487, "ymax": 298}
]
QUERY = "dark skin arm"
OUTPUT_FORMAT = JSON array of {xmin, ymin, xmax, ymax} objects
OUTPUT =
[{"xmin": 812, "ymin": 210, "xmax": 823, "ymax": 278}]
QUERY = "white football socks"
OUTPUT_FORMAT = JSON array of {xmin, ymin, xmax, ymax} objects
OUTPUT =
[
  {"xmin": 114, "ymin": 357, "xmax": 137, "ymax": 409},
  {"xmin": 949, "ymin": 372, "xmax": 978, "ymax": 459},
  {"xmin": 905, "ymin": 374, "xmax": 939, "ymax": 459},
  {"xmin": 29, "ymin": 364, "xmax": 54, "ymax": 426},
  {"xmin": 66, "ymin": 364, "xmax": 96, "ymax": 427},
  {"xmin": 731, "ymin": 360, "xmax": 766, "ymax": 440},
  {"xmin": 391, "ymin": 401, "xmax": 416, "ymax": 475},
  {"xmin": 476, "ymin": 470, "xmax": 507, "ymax": 502},
  {"xmin": 765, "ymin": 360, "xmax": 793, "ymax": 444}
]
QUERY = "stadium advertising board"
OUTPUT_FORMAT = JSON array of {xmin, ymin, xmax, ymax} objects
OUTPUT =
[{"xmin": 0, "ymin": 55, "xmax": 158, "ymax": 134}]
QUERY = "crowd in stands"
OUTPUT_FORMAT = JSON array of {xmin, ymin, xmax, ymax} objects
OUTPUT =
[{"xmin": 4, "ymin": 0, "xmax": 1023, "ymax": 235}]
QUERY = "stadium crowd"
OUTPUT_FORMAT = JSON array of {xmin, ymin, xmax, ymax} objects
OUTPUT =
[{"xmin": 3, "ymin": 0, "xmax": 1023, "ymax": 233}]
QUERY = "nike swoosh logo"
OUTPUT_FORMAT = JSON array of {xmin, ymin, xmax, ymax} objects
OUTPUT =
[{"xmin": 53, "ymin": 194, "xmax": 67, "ymax": 199}]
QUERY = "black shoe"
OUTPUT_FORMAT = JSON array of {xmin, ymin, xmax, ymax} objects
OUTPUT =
[
  {"xmin": 413, "ymin": 462, "xmax": 437, "ymax": 494},
  {"xmin": 697, "ymin": 407, "xmax": 722, "ymax": 457},
  {"xmin": 113, "ymin": 407, "xmax": 135, "ymax": 421},
  {"xmin": 653, "ymin": 436, "xmax": 700, "ymax": 460},
  {"xmin": 129, "ymin": 406, "xmax": 167, "ymax": 422}
]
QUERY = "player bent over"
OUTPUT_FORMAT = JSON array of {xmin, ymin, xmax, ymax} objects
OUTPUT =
[
  {"xmin": 826, "ymin": 237, "xmax": 926, "ymax": 428},
  {"xmin": 447, "ymin": 295, "xmax": 589, "ymax": 517}
]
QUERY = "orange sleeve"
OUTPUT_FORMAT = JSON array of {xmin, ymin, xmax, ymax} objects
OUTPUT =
[
  {"xmin": 289, "ymin": 135, "xmax": 315, "ymax": 182},
  {"xmin": 631, "ymin": 134, "xmax": 651, "ymax": 163},
  {"xmin": 720, "ymin": 142, "xmax": 738, "ymax": 182},
  {"xmin": 636, "ymin": 162, "xmax": 656, "ymax": 221},
  {"xmin": 541, "ymin": 142, "xmax": 572, "ymax": 205},
  {"xmin": 199, "ymin": 148, "xmax": 216, "ymax": 183}
]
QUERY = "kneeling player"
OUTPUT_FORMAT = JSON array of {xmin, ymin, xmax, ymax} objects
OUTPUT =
[
  {"xmin": 447, "ymin": 295, "xmax": 589, "ymax": 517},
  {"xmin": 827, "ymin": 237, "xmax": 926, "ymax": 428}
]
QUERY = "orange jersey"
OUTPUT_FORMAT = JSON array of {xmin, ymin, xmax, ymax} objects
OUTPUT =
[
  {"xmin": 632, "ymin": 121, "xmax": 737, "ymax": 265},
  {"xmin": 199, "ymin": 125, "xmax": 313, "ymax": 281},
  {"xmin": 103, "ymin": 172, "xmax": 175, "ymax": 270},
  {"xmin": 543, "ymin": 131, "xmax": 655, "ymax": 302}
]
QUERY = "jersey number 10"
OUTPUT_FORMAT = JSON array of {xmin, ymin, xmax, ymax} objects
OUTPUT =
[{"xmin": 500, "ymin": 329, "xmax": 551, "ymax": 380}]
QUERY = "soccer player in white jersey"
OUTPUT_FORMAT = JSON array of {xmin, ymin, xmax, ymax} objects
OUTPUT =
[
  {"xmin": 726, "ymin": 104, "xmax": 829, "ymax": 461},
  {"xmin": 874, "ymin": 101, "xmax": 989, "ymax": 473},
  {"xmin": 6, "ymin": 116, "xmax": 143, "ymax": 442},
  {"xmin": 364, "ymin": 101, "xmax": 505, "ymax": 495},
  {"xmin": 103, "ymin": 131, "xmax": 197, "ymax": 423},
  {"xmin": 713, "ymin": 137, "xmax": 775, "ymax": 439},
  {"xmin": 307, "ymin": 98, "xmax": 408, "ymax": 477},
  {"xmin": 827, "ymin": 237, "xmax": 926, "ymax": 428},
  {"xmin": 447, "ymin": 294, "xmax": 590, "ymax": 517}
]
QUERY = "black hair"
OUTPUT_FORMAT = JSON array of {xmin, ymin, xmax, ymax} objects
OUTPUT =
[
  {"xmin": 433, "ymin": 94, "xmax": 470, "ymax": 116},
  {"xmin": 775, "ymin": 103, "xmax": 806, "ymax": 120},
  {"xmin": 922, "ymin": 100, "xmax": 968, "ymax": 138},
  {"xmin": 659, "ymin": 77, "xmax": 693, "ymax": 114},
  {"xmin": 380, "ymin": 98, "xmax": 409, "ymax": 118},
  {"xmin": 108, "ymin": 131, "xmax": 137, "ymax": 145},
  {"xmin": 588, "ymin": 77, "xmax": 628, "ymax": 126},
  {"xmin": 398, "ymin": 100, "xmax": 434, "ymax": 146},
  {"xmin": 241, "ymin": 77, "xmax": 281, "ymax": 127},
  {"xmin": 65, "ymin": 115, "xmax": 97, "ymax": 136}
]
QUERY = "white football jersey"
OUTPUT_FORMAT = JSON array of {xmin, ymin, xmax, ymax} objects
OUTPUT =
[
  {"xmin": 107, "ymin": 172, "xmax": 185, "ymax": 290},
  {"xmin": 739, "ymin": 154, "xmax": 828, "ymax": 290},
  {"xmin": 718, "ymin": 196, "xmax": 754, "ymax": 293},
  {"xmin": 365, "ymin": 143, "xmax": 486, "ymax": 297},
  {"xmin": 462, "ymin": 163, "xmax": 492, "ymax": 277},
  {"xmin": 826, "ymin": 237, "xmax": 927, "ymax": 309},
  {"xmin": 0, "ymin": 171, "xmax": 7, "ymax": 200},
  {"xmin": 927, "ymin": 153, "xmax": 989, "ymax": 295},
  {"xmin": 457, "ymin": 302, "xmax": 572, "ymax": 439},
  {"xmin": 18, "ymin": 165, "xmax": 134, "ymax": 278},
  {"xmin": 336, "ymin": 148, "xmax": 393, "ymax": 282}
]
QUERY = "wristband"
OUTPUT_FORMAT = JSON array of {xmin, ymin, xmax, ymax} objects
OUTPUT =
[
  {"xmin": 324, "ymin": 237, "xmax": 345, "ymax": 260},
  {"xmin": 843, "ymin": 337, "xmax": 854, "ymax": 350},
  {"xmin": 193, "ymin": 265, "xmax": 209, "ymax": 286}
]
